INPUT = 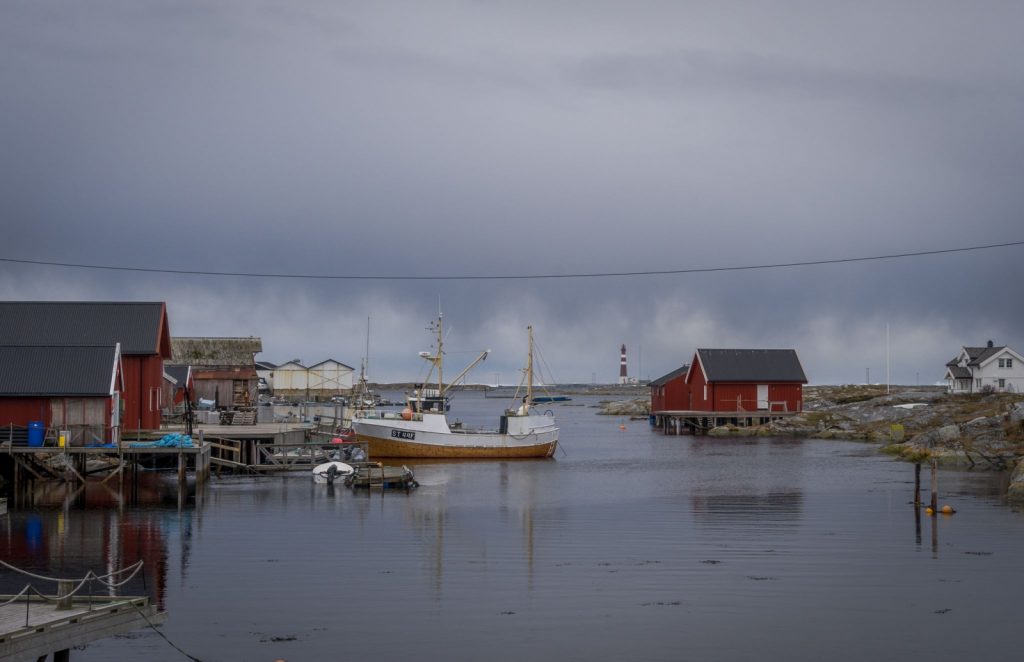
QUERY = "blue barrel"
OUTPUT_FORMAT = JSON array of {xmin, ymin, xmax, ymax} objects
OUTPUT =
[{"xmin": 27, "ymin": 421, "xmax": 45, "ymax": 447}]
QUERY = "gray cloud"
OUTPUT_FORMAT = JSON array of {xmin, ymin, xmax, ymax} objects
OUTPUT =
[{"xmin": 2, "ymin": 1, "xmax": 1023, "ymax": 385}]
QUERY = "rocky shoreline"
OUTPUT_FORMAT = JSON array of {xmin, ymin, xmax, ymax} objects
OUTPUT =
[{"xmin": 598, "ymin": 385, "xmax": 1024, "ymax": 501}]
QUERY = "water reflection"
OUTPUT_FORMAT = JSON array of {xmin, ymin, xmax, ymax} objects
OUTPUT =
[{"xmin": 0, "ymin": 474, "xmax": 201, "ymax": 610}]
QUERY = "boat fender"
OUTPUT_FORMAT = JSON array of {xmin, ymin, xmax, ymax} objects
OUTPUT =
[{"xmin": 401, "ymin": 408, "xmax": 413, "ymax": 421}]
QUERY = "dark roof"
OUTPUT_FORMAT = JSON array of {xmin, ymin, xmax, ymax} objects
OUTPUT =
[
  {"xmin": 255, "ymin": 360, "xmax": 277, "ymax": 370},
  {"xmin": 169, "ymin": 337, "xmax": 262, "ymax": 367},
  {"xmin": 650, "ymin": 364, "xmax": 690, "ymax": 387},
  {"xmin": 0, "ymin": 302, "xmax": 167, "ymax": 355},
  {"xmin": 696, "ymin": 349, "xmax": 807, "ymax": 383},
  {"xmin": 165, "ymin": 365, "xmax": 191, "ymax": 386},
  {"xmin": 963, "ymin": 346, "xmax": 1004, "ymax": 366},
  {"xmin": 946, "ymin": 366, "xmax": 971, "ymax": 380},
  {"xmin": 0, "ymin": 345, "xmax": 118, "ymax": 396}
]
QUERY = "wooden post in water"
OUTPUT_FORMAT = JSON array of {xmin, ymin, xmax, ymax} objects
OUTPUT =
[
  {"xmin": 914, "ymin": 462, "xmax": 922, "ymax": 506},
  {"xmin": 929, "ymin": 457, "xmax": 938, "ymax": 513}
]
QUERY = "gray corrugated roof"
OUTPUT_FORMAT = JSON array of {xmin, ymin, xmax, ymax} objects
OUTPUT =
[
  {"xmin": 169, "ymin": 337, "xmax": 262, "ymax": 367},
  {"xmin": 650, "ymin": 364, "xmax": 690, "ymax": 387},
  {"xmin": 0, "ymin": 302, "xmax": 165, "ymax": 355},
  {"xmin": 0, "ymin": 345, "xmax": 117, "ymax": 396},
  {"xmin": 697, "ymin": 349, "xmax": 807, "ymax": 383}
]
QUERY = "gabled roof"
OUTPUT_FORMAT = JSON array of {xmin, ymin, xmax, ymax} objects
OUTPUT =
[
  {"xmin": 962, "ymin": 345, "xmax": 1004, "ymax": 366},
  {"xmin": 0, "ymin": 345, "xmax": 121, "ymax": 396},
  {"xmin": 650, "ymin": 364, "xmax": 690, "ymax": 387},
  {"xmin": 691, "ymin": 349, "xmax": 807, "ymax": 383},
  {"xmin": 0, "ymin": 301, "xmax": 170, "ymax": 357},
  {"xmin": 274, "ymin": 361, "xmax": 308, "ymax": 370},
  {"xmin": 945, "ymin": 366, "xmax": 971, "ymax": 380},
  {"xmin": 308, "ymin": 359, "xmax": 356, "ymax": 371},
  {"xmin": 168, "ymin": 337, "xmax": 262, "ymax": 367}
]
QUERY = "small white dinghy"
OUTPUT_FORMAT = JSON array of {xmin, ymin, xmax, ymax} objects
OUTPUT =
[{"xmin": 312, "ymin": 461, "xmax": 355, "ymax": 484}]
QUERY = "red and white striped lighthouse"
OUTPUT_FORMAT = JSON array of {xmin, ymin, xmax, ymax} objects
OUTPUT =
[{"xmin": 618, "ymin": 344, "xmax": 628, "ymax": 384}]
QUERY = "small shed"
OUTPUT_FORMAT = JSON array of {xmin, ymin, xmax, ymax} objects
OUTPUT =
[
  {"xmin": 269, "ymin": 359, "xmax": 355, "ymax": 400},
  {"xmin": 0, "ymin": 344, "xmax": 124, "ymax": 445},
  {"xmin": 686, "ymin": 349, "xmax": 807, "ymax": 412},
  {"xmin": 650, "ymin": 364, "xmax": 690, "ymax": 412},
  {"xmin": 269, "ymin": 360, "xmax": 308, "ymax": 397},
  {"xmin": 168, "ymin": 337, "xmax": 262, "ymax": 408},
  {"xmin": 307, "ymin": 359, "xmax": 355, "ymax": 396}
]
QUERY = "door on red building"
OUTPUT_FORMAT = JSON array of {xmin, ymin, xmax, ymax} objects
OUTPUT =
[{"xmin": 757, "ymin": 384, "xmax": 769, "ymax": 410}]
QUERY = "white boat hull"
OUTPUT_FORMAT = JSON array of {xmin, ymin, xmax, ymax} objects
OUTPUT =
[
  {"xmin": 312, "ymin": 461, "xmax": 355, "ymax": 483},
  {"xmin": 353, "ymin": 412, "xmax": 558, "ymax": 459}
]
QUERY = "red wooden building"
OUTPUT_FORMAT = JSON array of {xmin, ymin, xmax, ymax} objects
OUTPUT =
[
  {"xmin": 0, "ymin": 344, "xmax": 124, "ymax": 445},
  {"xmin": 0, "ymin": 301, "xmax": 172, "ymax": 431},
  {"xmin": 686, "ymin": 348, "xmax": 807, "ymax": 413},
  {"xmin": 649, "ymin": 364, "xmax": 690, "ymax": 412}
]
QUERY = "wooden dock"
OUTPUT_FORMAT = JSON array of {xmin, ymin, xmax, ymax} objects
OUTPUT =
[
  {"xmin": 651, "ymin": 409, "xmax": 797, "ymax": 435},
  {"xmin": 0, "ymin": 419, "xmax": 367, "ymax": 508},
  {"xmin": 0, "ymin": 595, "xmax": 163, "ymax": 661}
]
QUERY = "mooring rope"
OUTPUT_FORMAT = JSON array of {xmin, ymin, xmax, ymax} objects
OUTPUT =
[{"xmin": 131, "ymin": 602, "xmax": 205, "ymax": 662}]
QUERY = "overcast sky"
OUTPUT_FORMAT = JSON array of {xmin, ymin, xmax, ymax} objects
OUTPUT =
[{"xmin": 2, "ymin": 1, "xmax": 1023, "ymax": 385}]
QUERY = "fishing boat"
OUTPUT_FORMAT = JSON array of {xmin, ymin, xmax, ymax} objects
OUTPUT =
[{"xmin": 352, "ymin": 316, "xmax": 559, "ymax": 459}]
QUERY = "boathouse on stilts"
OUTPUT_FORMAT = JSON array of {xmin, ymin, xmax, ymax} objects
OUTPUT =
[{"xmin": 651, "ymin": 349, "xmax": 808, "ymax": 435}]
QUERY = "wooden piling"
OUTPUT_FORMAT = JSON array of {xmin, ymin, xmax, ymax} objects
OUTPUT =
[
  {"xmin": 929, "ymin": 458, "xmax": 938, "ymax": 513},
  {"xmin": 914, "ymin": 462, "xmax": 921, "ymax": 506}
]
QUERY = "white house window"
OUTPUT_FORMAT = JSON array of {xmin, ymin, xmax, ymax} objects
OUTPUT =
[
  {"xmin": 999, "ymin": 379, "xmax": 1006, "ymax": 389},
  {"xmin": 1007, "ymin": 358, "xmax": 1014, "ymax": 368},
  {"xmin": 976, "ymin": 378, "xmax": 982, "ymax": 388}
]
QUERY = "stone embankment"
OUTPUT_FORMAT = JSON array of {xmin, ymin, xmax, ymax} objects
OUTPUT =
[{"xmin": 600, "ymin": 385, "xmax": 1024, "ymax": 500}]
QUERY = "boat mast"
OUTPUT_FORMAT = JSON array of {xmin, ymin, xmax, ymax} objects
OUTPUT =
[
  {"xmin": 436, "ymin": 311, "xmax": 444, "ymax": 396},
  {"xmin": 526, "ymin": 326, "xmax": 534, "ymax": 406}
]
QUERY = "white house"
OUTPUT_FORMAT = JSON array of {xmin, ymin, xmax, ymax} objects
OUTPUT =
[{"xmin": 944, "ymin": 341, "xmax": 1024, "ymax": 394}]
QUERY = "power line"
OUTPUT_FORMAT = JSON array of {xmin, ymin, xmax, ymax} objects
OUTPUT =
[{"xmin": 1, "ymin": 240, "xmax": 1022, "ymax": 281}]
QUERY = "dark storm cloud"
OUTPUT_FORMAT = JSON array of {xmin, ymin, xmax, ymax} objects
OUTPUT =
[{"xmin": 2, "ymin": 1, "xmax": 1024, "ymax": 383}]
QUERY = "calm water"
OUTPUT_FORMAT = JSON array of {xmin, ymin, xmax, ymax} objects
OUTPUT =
[{"xmin": 3, "ymin": 392, "xmax": 1024, "ymax": 661}]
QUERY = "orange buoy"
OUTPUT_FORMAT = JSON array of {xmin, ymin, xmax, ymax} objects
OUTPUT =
[
  {"xmin": 618, "ymin": 424, "xmax": 626, "ymax": 431},
  {"xmin": 941, "ymin": 505, "xmax": 956, "ymax": 514},
  {"xmin": 401, "ymin": 408, "xmax": 413, "ymax": 421}
]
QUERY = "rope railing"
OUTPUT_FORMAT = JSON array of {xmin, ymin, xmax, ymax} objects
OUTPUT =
[{"xmin": 0, "ymin": 558, "xmax": 146, "ymax": 607}]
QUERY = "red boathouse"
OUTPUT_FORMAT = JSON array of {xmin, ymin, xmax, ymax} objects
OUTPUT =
[
  {"xmin": 651, "ymin": 348, "xmax": 807, "ymax": 435},
  {"xmin": 0, "ymin": 301, "xmax": 172, "ymax": 432},
  {"xmin": 687, "ymin": 348, "xmax": 807, "ymax": 413}
]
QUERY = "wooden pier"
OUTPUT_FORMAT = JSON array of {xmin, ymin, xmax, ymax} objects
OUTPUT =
[
  {"xmin": 651, "ymin": 409, "xmax": 797, "ymax": 435},
  {"xmin": 1, "ymin": 595, "xmax": 163, "ymax": 661}
]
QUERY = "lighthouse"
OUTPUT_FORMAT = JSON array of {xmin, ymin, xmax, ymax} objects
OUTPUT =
[{"xmin": 618, "ymin": 344, "xmax": 628, "ymax": 384}]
